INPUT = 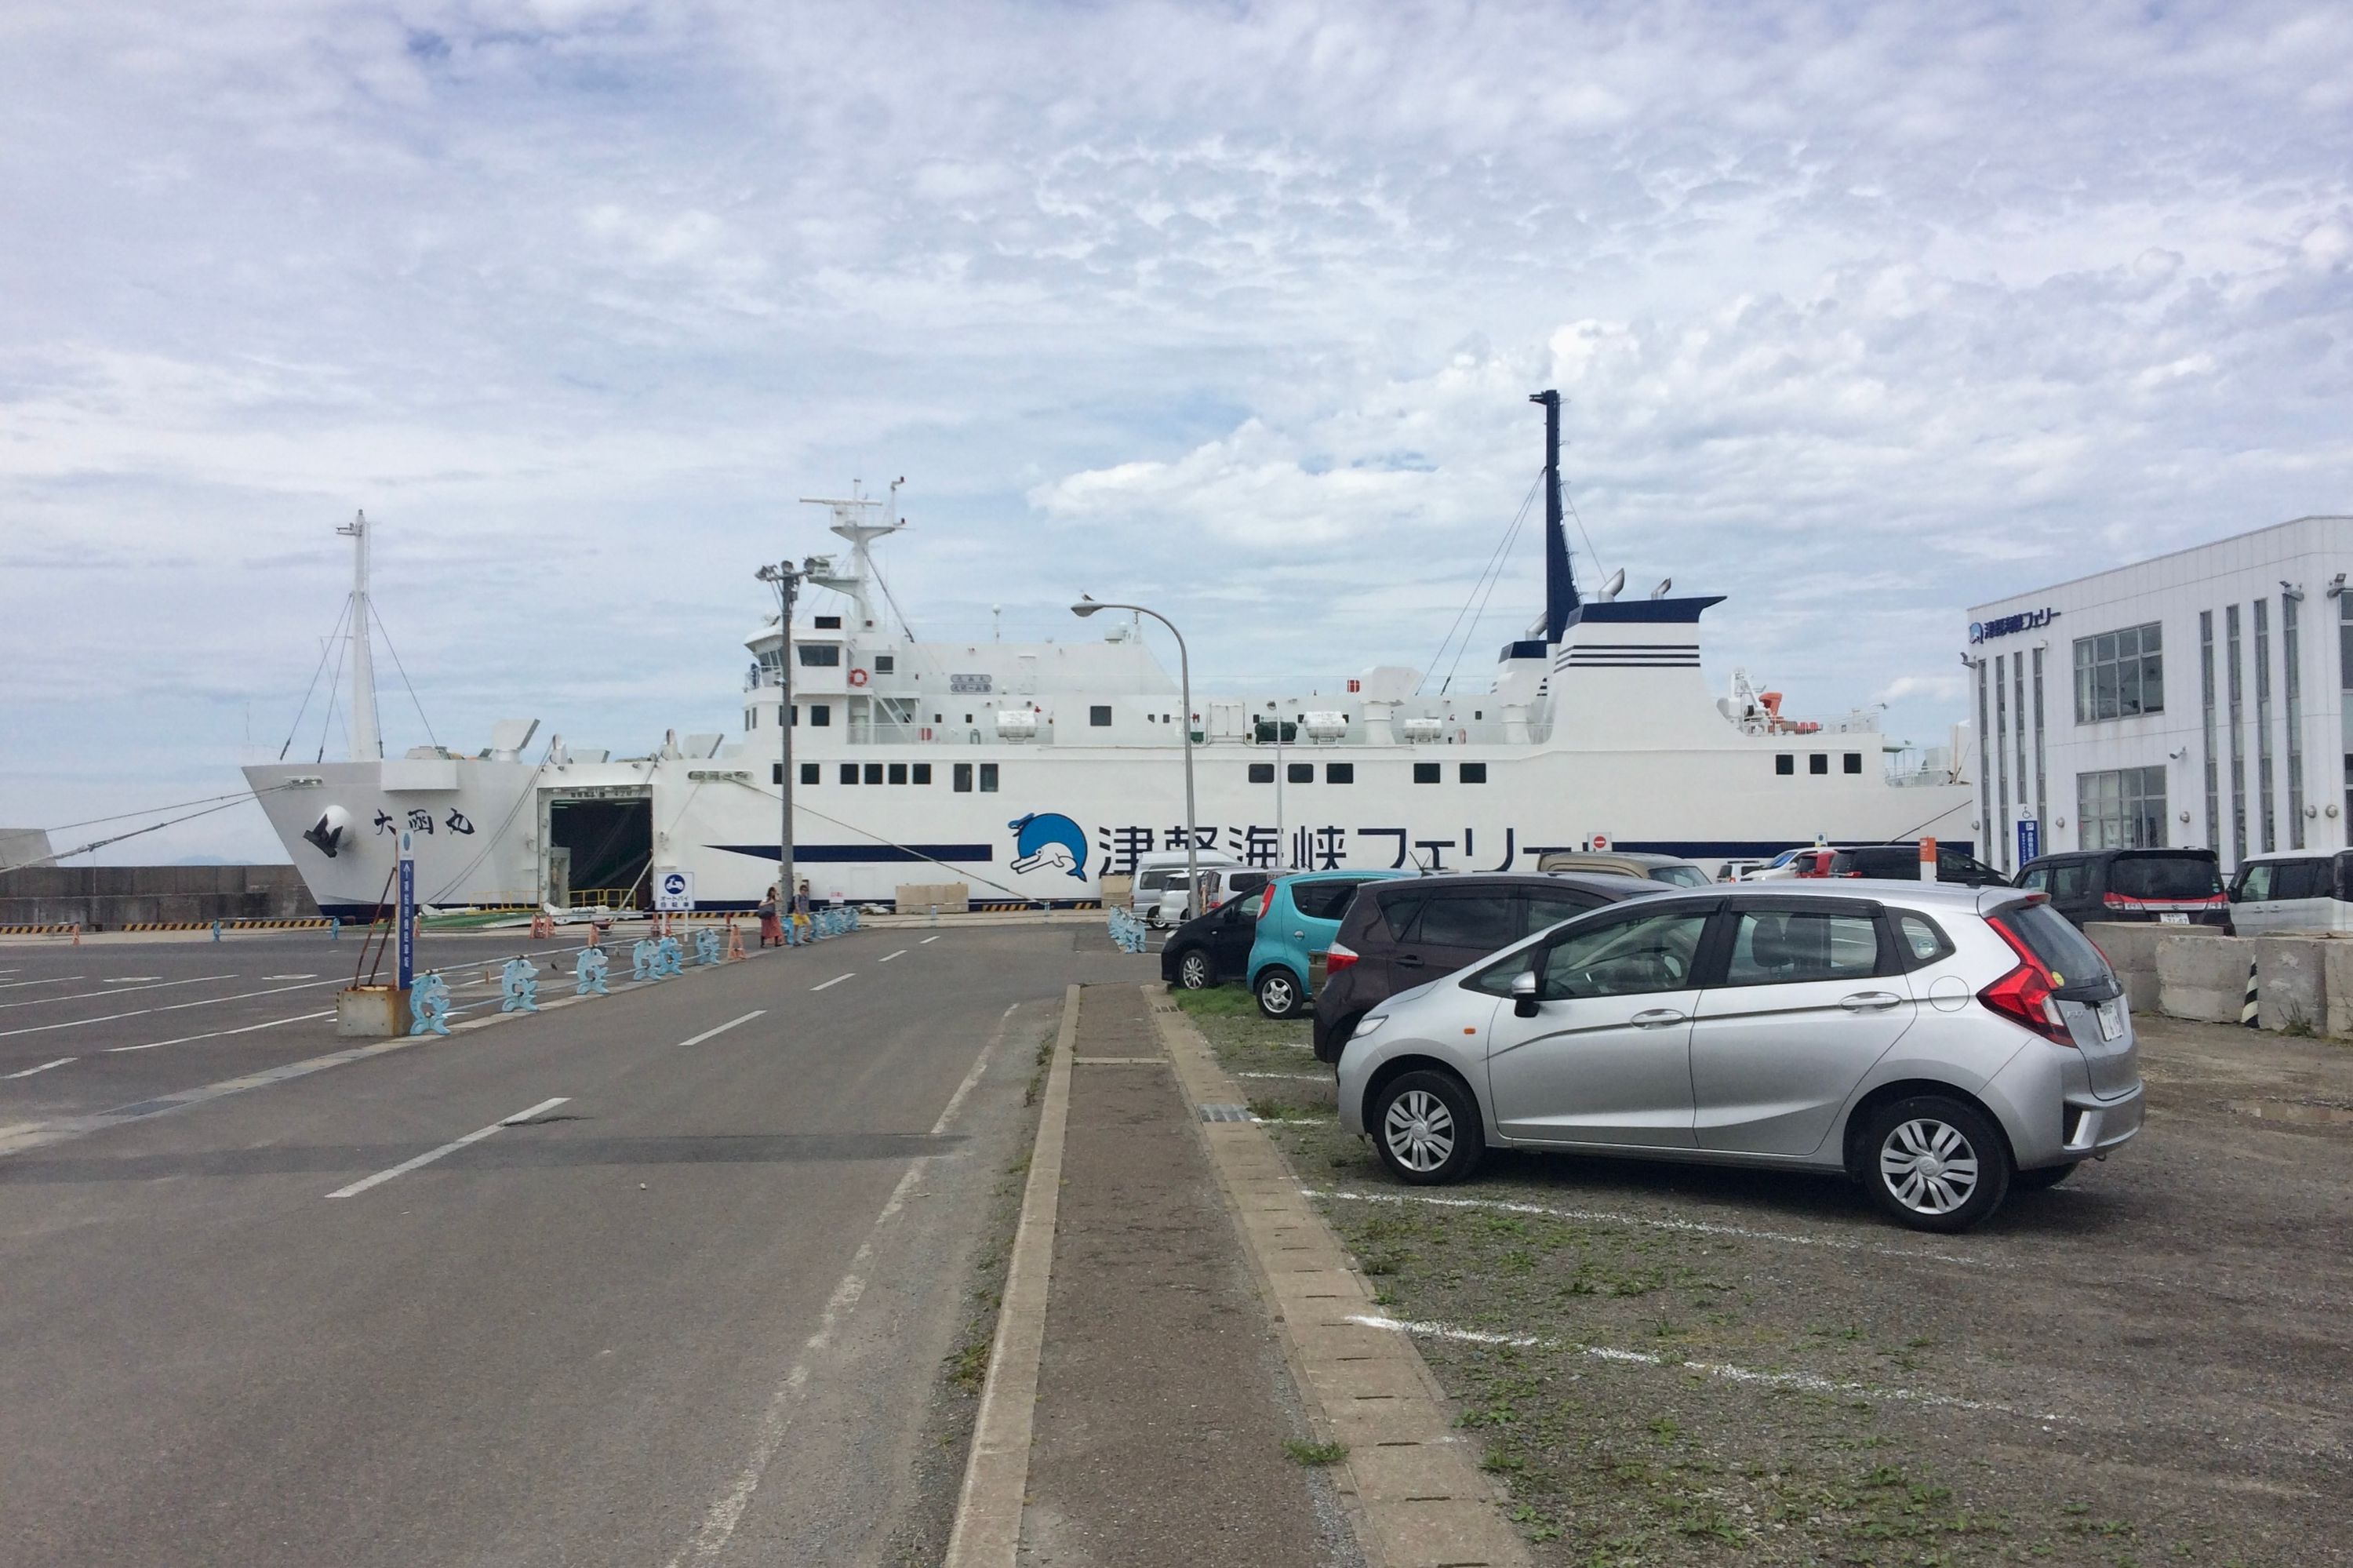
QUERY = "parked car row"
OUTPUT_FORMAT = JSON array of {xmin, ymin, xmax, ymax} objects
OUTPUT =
[{"xmin": 1155, "ymin": 860, "xmax": 2143, "ymax": 1232}]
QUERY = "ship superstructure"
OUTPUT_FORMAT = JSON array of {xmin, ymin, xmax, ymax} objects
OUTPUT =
[{"xmin": 245, "ymin": 396, "xmax": 1973, "ymax": 915}]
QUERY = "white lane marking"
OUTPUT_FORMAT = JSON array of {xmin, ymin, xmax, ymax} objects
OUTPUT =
[
  {"xmin": 1236, "ymin": 1071, "xmax": 1330, "ymax": 1081},
  {"xmin": 0, "ymin": 977, "xmax": 81, "ymax": 991},
  {"xmin": 3, "ymin": 1058, "xmax": 75, "ymax": 1080},
  {"xmin": 326, "ymin": 1097, "xmax": 569, "ymax": 1199},
  {"xmin": 1306, "ymin": 1188, "xmax": 2001, "ymax": 1271},
  {"xmin": 0, "ymin": 977, "xmax": 350, "ymax": 1039},
  {"xmin": 919, "ymin": 936, "xmax": 940, "ymax": 944},
  {"xmin": 877, "ymin": 949, "xmax": 907, "ymax": 964},
  {"xmin": 811, "ymin": 973, "xmax": 853, "ymax": 991},
  {"xmin": 678, "ymin": 1011, "xmax": 765, "ymax": 1049},
  {"xmin": 665, "ymin": 1003, "xmax": 1014, "ymax": 1568},
  {"xmin": 105, "ymin": 1010, "xmax": 337, "ymax": 1053},
  {"xmin": 1345, "ymin": 1314, "xmax": 2065, "ymax": 1421},
  {"xmin": 103, "ymin": 976, "xmax": 164, "ymax": 984},
  {"xmin": 0, "ymin": 973, "xmax": 235, "ymax": 1010},
  {"xmin": 261, "ymin": 973, "xmax": 317, "ymax": 980}
]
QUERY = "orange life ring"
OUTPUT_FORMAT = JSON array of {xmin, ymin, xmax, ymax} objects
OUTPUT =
[{"xmin": 848, "ymin": 668, "xmax": 870, "ymax": 687}]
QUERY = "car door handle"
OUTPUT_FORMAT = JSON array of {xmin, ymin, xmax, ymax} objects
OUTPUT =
[
  {"xmin": 1630, "ymin": 1008, "xmax": 1686, "ymax": 1028},
  {"xmin": 1397, "ymin": 955, "xmax": 1425, "ymax": 968},
  {"xmin": 1839, "ymin": 991, "xmax": 1904, "ymax": 1011}
]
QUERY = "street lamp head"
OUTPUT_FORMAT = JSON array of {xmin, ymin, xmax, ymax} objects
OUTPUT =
[{"xmin": 1070, "ymin": 595, "xmax": 1102, "ymax": 618}]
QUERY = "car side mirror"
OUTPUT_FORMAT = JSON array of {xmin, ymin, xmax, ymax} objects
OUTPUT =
[{"xmin": 1510, "ymin": 968, "xmax": 1540, "ymax": 1017}]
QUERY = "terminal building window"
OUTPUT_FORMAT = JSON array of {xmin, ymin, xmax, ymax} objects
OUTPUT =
[
  {"xmin": 2201, "ymin": 611, "xmax": 2219, "ymax": 851},
  {"xmin": 2255, "ymin": 598, "xmax": 2275, "ymax": 853},
  {"xmin": 2282, "ymin": 594, "xmax": 2304, "ymax": 848},
  {"xmin": 798, "ymin": 644, "xmax": 841, "ymax": 667},
  {"xmin": 2073, "ymin": 623, "xmax": 2162, "ymax": 722},
  {"xmin": 2078, "ymin": 766, "xmax": 2168, "ymax": 849},
  {"xmin": 2228, "ymin": 605, "xmax": 2246, "ymax": 861}
]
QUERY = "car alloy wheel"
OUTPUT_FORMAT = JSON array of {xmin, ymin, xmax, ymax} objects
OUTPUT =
[
  {"xmin": 1368, "ymin": 1069, "xmax": 1484, "ymax": 1185},
  {"xmin": 1177, "ymin": 951, "xmax": 1213, "ymax": 989},
  {"xmin": 1257, "ymin": 969, "xmax": 1301, "ymax": 1017},
  {"xmin": 1881, "ymin": 1119, "xmax": 1979, "ymax": 1215},
  {"xmin": 1862, "ymin": 1094, "xmax": 2009, "ymax": 1231},
  {"xmin": 1383, "ymin": 1089, "xmax": 1455, "ymax": 1173}
]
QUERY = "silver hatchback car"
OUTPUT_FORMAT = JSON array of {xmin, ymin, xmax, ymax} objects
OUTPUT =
[{"xmin": 1336, "ymin": 882, "xmax": 2143, "ymax": 1231}]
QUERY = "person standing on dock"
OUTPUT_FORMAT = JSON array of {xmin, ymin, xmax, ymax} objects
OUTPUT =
[{"xmin": 757, "ymin": 882, "xmax": 784, "ymax": 948}]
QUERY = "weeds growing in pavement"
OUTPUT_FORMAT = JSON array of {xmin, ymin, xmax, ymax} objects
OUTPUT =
[{"xmin": 1282, "ymin": 1439, "xmax": 1347, "ymax": 1466}]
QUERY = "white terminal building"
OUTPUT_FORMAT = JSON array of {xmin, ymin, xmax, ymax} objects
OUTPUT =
[{"xmin": 1964, "ymin": 515, "xmax": 2353, "ymax": 879}]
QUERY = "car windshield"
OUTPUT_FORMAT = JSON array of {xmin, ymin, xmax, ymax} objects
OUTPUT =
[
  {"xmin": 2109, "ymin": 855, "xmax": 2221, "ymax": 899},
  {"xmin": 2005, "ymin": 902, "xmax": 2115, "ymax": 988},
  {"xmin": 1649, "ymin": 865, "xmax": 1710, "ymax": 887}
]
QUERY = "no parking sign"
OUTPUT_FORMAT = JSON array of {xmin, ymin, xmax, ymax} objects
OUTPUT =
[{"xmin": 654, "ymin": 868, "xmax": 695, "ymax": 911}]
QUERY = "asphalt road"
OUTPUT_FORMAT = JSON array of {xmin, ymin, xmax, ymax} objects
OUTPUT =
[{"xmin": 0, "ymin": 922, "xmax": 1140, "ymax": 1566}]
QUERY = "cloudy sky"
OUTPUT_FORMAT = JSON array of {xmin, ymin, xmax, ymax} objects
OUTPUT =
[{"xmin": 3, "ymin": 0, "xmax": 2348, "ymax": 864}]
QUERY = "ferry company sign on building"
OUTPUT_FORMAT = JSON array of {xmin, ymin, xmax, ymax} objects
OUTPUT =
[{"xmin": 1969, "ymin": 607, "xmax": 2057, "ymax": 643}]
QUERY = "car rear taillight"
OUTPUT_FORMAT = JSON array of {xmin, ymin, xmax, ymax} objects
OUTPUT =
[
  {"xmin": 1326, "ymin": 941, "xmax": 1358, "ymax": 976},
  {"xmin": 2100, "ymin": 892, "xmax": 2129, "ymax": 910},
  {"xmin": 1258, "ymin": 883, "xmax": 1277, "ymax": 919},
  {"xmin": 1977, "ymin": 916, "xmax": 2074, "ymax": 1045}
]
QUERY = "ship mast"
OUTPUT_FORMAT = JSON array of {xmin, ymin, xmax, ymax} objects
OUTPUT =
[
  {"xmin": 1529, "ymin": 390, "xmax": 1580, "ymax": 642},
  {"xmin": 336, "ymin": 511, "xmax": 382, "ymax": 760}
]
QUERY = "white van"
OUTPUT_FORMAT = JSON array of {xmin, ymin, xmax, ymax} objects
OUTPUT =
[
  {"xmin": 1127, "ymin": 852, "xmax": 1244, "ymax": 926},
  {"xmin": 2228, "ymin": 849, "xmax": 2353, "ymax": 936}
]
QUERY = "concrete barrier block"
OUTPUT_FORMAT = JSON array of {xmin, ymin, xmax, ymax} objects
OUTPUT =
[
  {"xmin": 2255, "ymin": 936, "xmax": 2326, "ymax": 1032},
  {"xmin": 894, "ymin": 882, "xmax": 970, "ymax": 914},
  {"xmin": 2082, "ymin": 922, "xmax": 2162, "ymax": 1017},
  {"xmin": 2324, "ymin": 944, "xmax": 2353, "ymax": 1038},
  {"xmin": 2156, "ymin": 933, "xmax": 2250, "ymax": 1024}
]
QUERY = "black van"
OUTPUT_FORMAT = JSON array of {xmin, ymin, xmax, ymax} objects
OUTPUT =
[{"xmin": 2015, "ymin": 848, "xmax": 2229, "ymax": 930}]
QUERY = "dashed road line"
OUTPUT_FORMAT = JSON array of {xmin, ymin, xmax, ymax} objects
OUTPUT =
[
  {"xmin": 105, "ymin": 1010, "xmax": 338, "ymax": 1053},
  {"xmin": 1344, "ymin": 1313, "xmax": 2064, "ymax": 1421},
  {"xmin": 1306, "ymin": 1188, "xmax": 2002, "ymax": 1270},
  {"xmin": 811, "ymin": 973, "xmax": 854, "ymax": 992},
  {"xmin": 877, "ymin": 949, "xmax": 907, "ymax": 964},
  {"xmin": 325, "ymin": 1097, "xmax": 570, "ymax": 1199},
  {"xmin": 0, "ymin": 977, "xmax": 353, "ymax": 1040},
  {"xmin": 0, "ymin": 976, "xmax": 79, "ymax": 991},
  {"xmin": 0, "ymin": 973, "xmax": 235, "ymax": 1010},
  {"xmin": 678, "ymin": 1011, "xmax": 765, "ymax": 1049},
  {"xmin": 3, "ymin": 1058, "xmax": 75, "ymax": 1080},
  {"xmin": 919, "ymin": 936, "xmax": 940, "ymax": 944}
]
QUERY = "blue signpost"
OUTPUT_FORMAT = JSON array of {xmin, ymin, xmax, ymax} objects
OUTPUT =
[
  {"xmin": 396, "ymin": 831, "xmax": 416, "ymax": 993},
  {"xmin": 2016, "ymin": 818, "xmax": 2041, "ymax": 866}
]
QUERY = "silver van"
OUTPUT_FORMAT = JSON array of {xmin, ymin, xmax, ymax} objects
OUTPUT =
[
  {"xmin": 2228, "ymin": 850, "xmax": 2353, "ymax": 936},
  {"xmin": 1128, "ymin": 853, "xmax": 1244, "ymax": 926}
]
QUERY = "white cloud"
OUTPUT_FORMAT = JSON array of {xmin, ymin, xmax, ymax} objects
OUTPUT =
[{"xmin": 2, "ymin": 0, "xmax": 2349, "ymax": 859}]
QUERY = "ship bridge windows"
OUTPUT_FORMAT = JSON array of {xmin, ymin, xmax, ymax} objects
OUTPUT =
[
  {"xmin": 874, "ymin": 654, "xmax": 895, "ymax": 674},
  {"xmin": 815, "ymin": 615, "xmax": 842, "ymax": 630},
  {"xmin": 798, "ymin": 644, "xmax": 842, "ymax": 667}
]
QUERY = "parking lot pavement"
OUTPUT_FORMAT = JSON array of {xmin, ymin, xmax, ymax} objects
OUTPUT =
[
  {"xmin": 1179, "ymin": 991, "xmax": 2353, "ymax": 1567},
  {"xmin": 0, "ymin": 925, "xmax": 1142, "ymax": 1567}
]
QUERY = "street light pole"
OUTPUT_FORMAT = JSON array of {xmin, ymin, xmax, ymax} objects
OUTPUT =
[
  {"xmin": 757, "ymin": 560, "xmax": 809, "ymax": 910},
  {"xmin": 1071, "ymin": 595, "xmax": 1198, "ymax": 911}
]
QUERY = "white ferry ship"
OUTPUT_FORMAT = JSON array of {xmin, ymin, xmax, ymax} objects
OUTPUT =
[{"xmin": 244, "ymin": 394, "xmax": 1973, "ymax": 917}]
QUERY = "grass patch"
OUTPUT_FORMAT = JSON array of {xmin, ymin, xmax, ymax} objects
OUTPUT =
[
  {"xmin": 1172, "ymin": 986, "xmax": 1264, "ymax": 1019},
  {"xmin": 1283, "ymin": 1438, "xmax": 1348, "ymax": 1466}
]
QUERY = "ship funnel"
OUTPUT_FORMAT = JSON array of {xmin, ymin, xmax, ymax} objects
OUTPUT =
[
  {"xmin": 1650, "ymin": 577, "xmax": 1672, "ymax": 599},
  {"xmin": 1598, "ymin": 567, "xmax": 1626, "ymax": 602}
]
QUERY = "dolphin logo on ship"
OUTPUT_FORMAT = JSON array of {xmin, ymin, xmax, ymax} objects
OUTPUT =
[{"xmin": 1008, "ymin": 813, "xmax": 1089, "ymax": 879}]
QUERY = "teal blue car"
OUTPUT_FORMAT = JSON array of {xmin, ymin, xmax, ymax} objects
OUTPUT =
[{"xmin": 1246, "ymin": 869, "xmax": 1412, "ymax": 1018}]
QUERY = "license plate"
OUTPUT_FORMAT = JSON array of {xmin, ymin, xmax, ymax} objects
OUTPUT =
[
  {"xmin": 2159, "ymin": 911, "xmax": 2189, "ymax": 925},
  {"xmin": 2097, "ymin": 999, "xmax": 2123, "ymax": 1041}
]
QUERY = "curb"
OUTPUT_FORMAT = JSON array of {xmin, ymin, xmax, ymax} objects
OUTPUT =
[
  {"xmin": 1148, "ymin": 986, "xmax": 1533, "ymax": 1568},
  {"xmin": 943, "ymin": 982, "xmax": 1079, "ymax": 1568}
]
